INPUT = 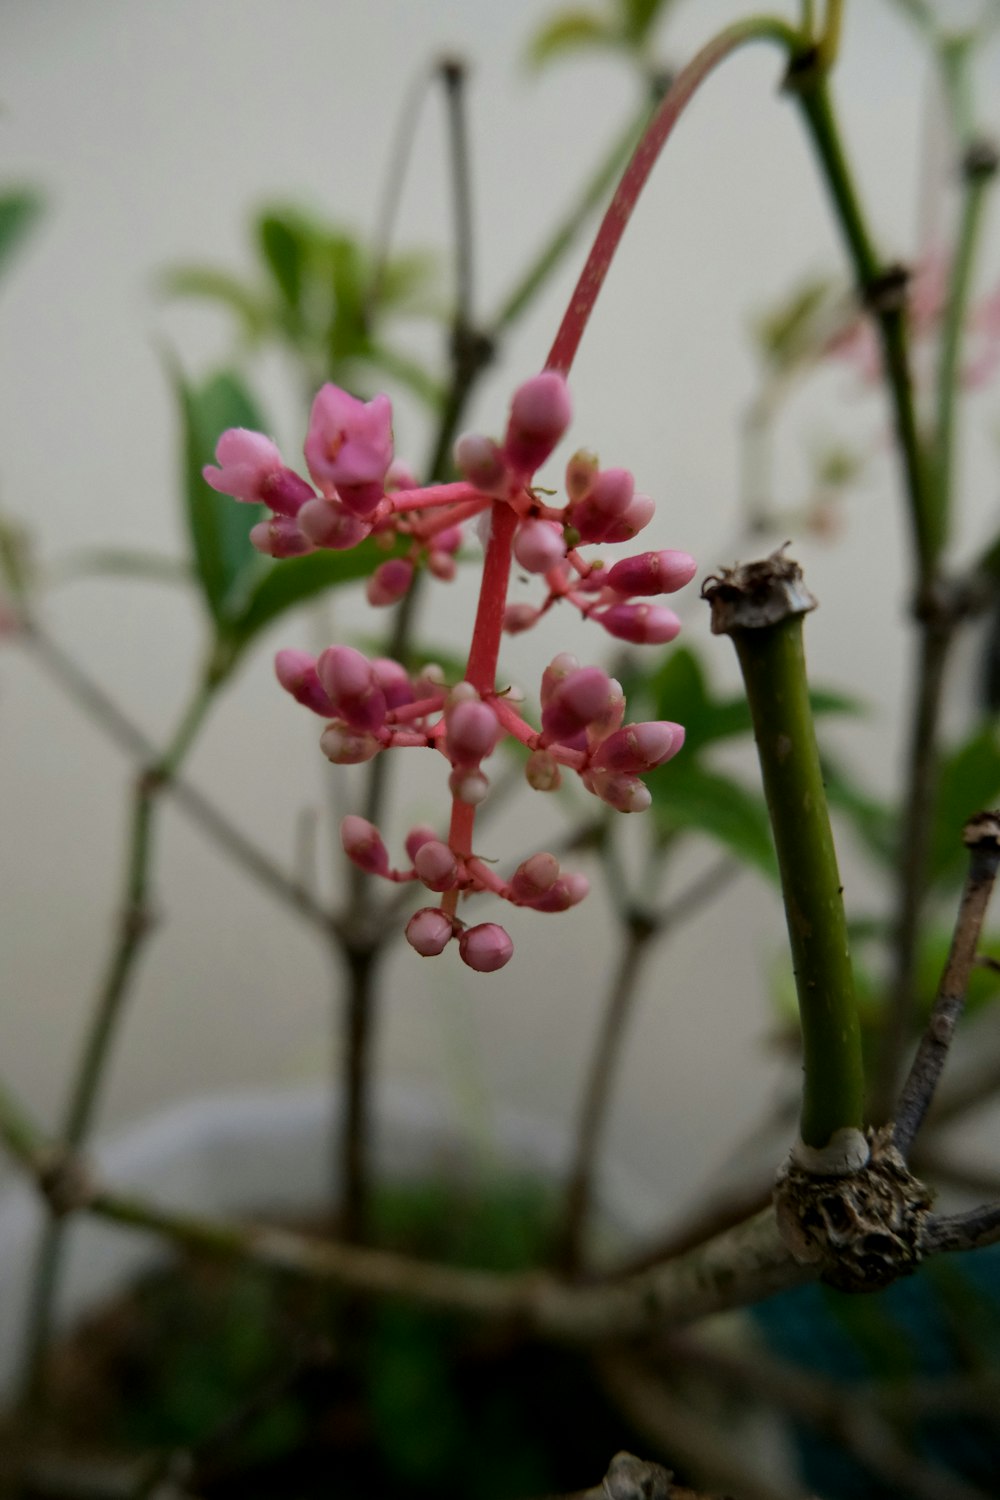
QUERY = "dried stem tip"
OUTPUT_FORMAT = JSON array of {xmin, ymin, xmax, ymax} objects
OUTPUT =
[{"xmin": 701, "ymin": 549, "xmax": 817, "ymax": 634}]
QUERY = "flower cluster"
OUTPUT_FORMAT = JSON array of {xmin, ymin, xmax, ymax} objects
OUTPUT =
[{"xmin": 205, "ymin": 371, "xmax": 695, "ymax": 970}]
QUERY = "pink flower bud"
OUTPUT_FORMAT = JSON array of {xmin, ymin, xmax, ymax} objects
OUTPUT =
[
  {"xmin": 274, "ymin": 649, "xmax": 335, "ymax": 716},
  {"xmin": 594, "ymin": 603, "xmax": 681, "ymax": 645},
  {"xmin": 406, "ymin": 907, "xmax": 454, "ymax": 957},
  {"xmin": 503, "ymin": 372, "xmax": 572, "ymax": 475},
  {"xmin": 449, "ymin": 767, "xmax": 490, "ymax": 805},
  {"xmin": 604, "ymin": 550, "xmax": 697, "ymax": 597},
  {"xmin": 371, "ymin": 657, "xmax": 415, "ymax": 711},
  {"xmin": 340, "ymin": 815, "xmax": 390, "ymax": 875},
  {"xmin": 541, "ymin": 666, "xmax": 617, "ymax": 742},
  {"xmin": 366, "ymin": 557, "xmax": 414, "ymax": 607},
  {"xmin": 433, "ymin": 524, "xmax": 463, "ymax": 556},
  {"xmin": 249, "ymin": 516, "xmax": 315, "ymax": 558},
  {"xmin": 446, "ymin": 699, "xmax": 500, "ymax": 766},
  {"xmin": 385, "ymin": 460, "xmax": 419, "ymax": 491},
  {"xmin": 525, "ymin": 750, "xmax": 562, "ymax": 791},
  {"xmin": 319, "ymin": 723, "xmax": 381, "ymax": 764},
  {"xmin": 514, "ymin": 519, "xmax": 566, "ymax": 574},
  {"xmin": 459, "ymin": 923, "xmax": 514, "ymax": 973},
  {"xmin": 509, "ymin": 852, "xmax": 560, "ymax": 902},
  {"xmin": 454, "ymin": 433, "xmax": 509, "ymax": 494},
  {"xmin": 304, "ymin": 385, "xmax": 393, "ymax": 511},
  {"xmin": 566, "ymin": 468, "xmax": 634, "ymax": 542},
  {"xmin": 404, "ymin": 825, "xmax": 439, "ymax": 862},
  {"xmin": 316, "ymin": 645, "xmax": 387, "ymax": 732},
  {"xmin": 525, "ymin": 871, "xmax": 590, "ymax": 912},
  {"xmin": 203, "ymin": 429, "xmax": 313, "ymax": 513},
  {"xmin": 540, "ymin": 653, "xmax": 580, "ymax": 708},
  {"xmin": 298, "ymin": 497, "xmax": 372, "ymax": 550},
  {"xmin": 503, "ymin": 602, "xmax": 540, "ymax": 634},
  {"xmin": 565, "ymin": 448, "xmax": 599, "ymax": 502},
  {"xmin": 587, "ymin": 769, "xmax": 652, "ymax": 813},
  {"xmin": 413, "ymin": 839, "xmax": 459, "ymax": 892},
  {"xmin": 600, "ymin": 492, "xmax": 655, "ymax": 544},
  {"xmin": 591, "ymin": 721, "xmax": 685, "ymax": 773},
  {"xmin": 428, "ymin": 551, "xmax": 457, "ymax": 582}
]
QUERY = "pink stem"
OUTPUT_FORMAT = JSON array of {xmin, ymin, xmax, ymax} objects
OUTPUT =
[
  {"xmin": 388, "ymin": 481, "xmax": 479, "ymax": 513},
  {"xmin": 545, "ymin": 15, "xmax": 798, "ymax": 377}
]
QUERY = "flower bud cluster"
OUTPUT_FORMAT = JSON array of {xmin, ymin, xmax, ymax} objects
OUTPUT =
[{"xmin": 208, "ymin": 370, "xmax": 695, "ymax": 969}]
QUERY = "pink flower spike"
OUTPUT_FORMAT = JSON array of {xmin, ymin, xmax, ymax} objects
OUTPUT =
[
  {"xmin": 274, "ymin": 649, "xmax": 335, "ymax": 716},
  {"xmin": 459, "ymin": 923, "xmax": 514, "ymax": 973},
  {"xmin": 298, "ymin": 497, "xmax": 372, "ymax": 550},
  {"xmin": 406, "ymin": 907, "xmax": 455, "ymax": 957},
  {"xmin": 413, "ymin": 839, "xmax": 459, "ymax": 892},
  {"xmin": 340, "ymin": 815, "xmax": 390, "ymax": 876},
  {"xmin": 304, "ymin": 385, "xmax": 393, "ymax": 513},
  {"xmin": 249, "ymin": 516, "xmax": 315, "ymax": 558},
  {"xmin": 503, "ymin": 372, "xmax": 572, "ymax": 476},
  {"xmin": 514, "ymin": 519, "xmax": 566, "ymax": 574},
  {"xmin": 366, "ymin": 557, "xmax": 414, "ymax": 607},
  {"xmin": 319, "ymin": 724, "xmax": 381, "ymax": 764},
  {"xmin": 591, "ymin": 721, "xmax": 684, "ymax": 774},
  {"xmin": 605, "ymin": 550, "xmax": 697, "ymax": 597},
  {"xmin": 595, "ymin": 603, "xmax": 681, "ymax": 645},
  {"xmin": 446, "ymin": 699, "xmax": 500, "ymax": 766}
]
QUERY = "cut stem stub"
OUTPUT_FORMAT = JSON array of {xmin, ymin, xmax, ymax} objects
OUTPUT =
[{"xmin": 703, "ymin": 552, "xmax": 866, "ymax": 1165}]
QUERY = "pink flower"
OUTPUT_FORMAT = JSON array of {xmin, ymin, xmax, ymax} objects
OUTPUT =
[
  {"xmin": 304, "ymin": 386, "xmax": 394, "ymax": 516},
  {"xmin": 203, "ymin": 429, "xmax": 314, "ymax": 515}
]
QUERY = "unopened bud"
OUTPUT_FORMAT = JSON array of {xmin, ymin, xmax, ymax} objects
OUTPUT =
[
  {"xmin": 298, "ymin": 497, "xmax": 372, "ymax": 550},
  {"xmin": 509, "ymin": 852, "xmax": 560, "ymax": 902},
  {"xmin": 454, "ymin": 432, "xmax": 508, "ymax": 494},
  {"xmin": 514, "ymin": 519, "xmax": 565, "ymax": 574},
  {"xmin": 274, "ymin": 649, "xmax": 334, "ymax": 716},
  {"xmin": 503, "ymin": 371, "xmax": 572, "ymax": 475},
  {"xmin": 565, "ymin": 448, "xmax": 599, "ymax": 502},
  {"xmin": 413, "ymin": 839, "xmax": 459, "ymax": 892},
  {"xmin": 525, "ymin": 750, "xmax": 562, "ymax": 791},
  {"xmin": 319, "ymin": 723, "xmax": 381, "ymax": 764},
  {"xmin": 605, "ymin": 550, "xmax": 697, "ymax": 597},
  {"xmin": 449, "ymin": 767, "xmax": 490, "ymax": 805},
  {"xmin": 504, "ymin": 602, "xmax": 540, "ymax": 634},
  {"xmin": 340, "ymin": 815, "xmax": 390, "ymax": 875},
  {"xmin": 541, "ymin": 665, "xmax": 617, "ymax": 742},
  {"xmin": 446, "ymin": 699, "xmax": 500, "ymax": 766},
  {"xmin": 366, "ymin": 557, "xmax": 414, "ymax": 607},
  {"xmin": 525, "ymin": 871, "xmax": 590, "ymax": 912},
  {"xmin": 459, "ymin": 922, "xmax": 514, "ymax": 972},
  {"xmin": 601, "ymin": 492, "xmax": 655, "ymax": 544},
  {"xmin": 404, "ymin": 824, "xmax": 439, "ymax": 862},
  {"xmin": 317, "ymin": 645, "xmax": 387, "ymax": 732},
  {"xmin": 587, "ymin": 769, "xmax": 652, "ymax": 812},
  {"xmin": 594, "ymin": 603, "xmax": 681, "ymax": 645},
  {"xmin": 406, "ymin": 907, "xmax": 454, "ymax": 957},
  {"xmin": 591, "ymin": 721, "xmax": 684, "ymax": 773},
  {"xmin": 249, "ymin": 516, "xmax": 314, "ymax": 558}
]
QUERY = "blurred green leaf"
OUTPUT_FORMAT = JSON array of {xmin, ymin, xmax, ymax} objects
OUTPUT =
[
  {"xmin": 753, "ymin": 275, "xmax": 840, "ymax": 373},
  {"xmin": 48, "ymin": 548, "xmax": 193, "ymax": 589},
  {"xmin": 158, "ymin": 266, "xmax": 270, "ymax": 339},
  {"xmin": 257, "ymin": 211, "xmax": 306, "ymax": 314},
  {"xmin": 225, "ymin": 542, "xmax": 392, "ymax": 652},
  {"xmin": 173, "ymin": 366, "xmax": 268, "ymax": 627},
  {"xmin": 929, "ymin": 726, "xmax": 1000, "ymax": 887},
  {"xmin": 821, "ymin": 755, "xmax": 897, "ymax": 868},
  {"xmin": 651, "ymin": 759, "xmax": 778, "ymax": 880},
  {"xmin": 525, "ymin": 10, "xmax": 612, "ymax": 68},
  {"xmin": 0, "ymin": 188, "xmax": 44, "ymax": 284},
  {"xmin": 620, "ymin": 0, "xmax": 678, "ymax": 45}
]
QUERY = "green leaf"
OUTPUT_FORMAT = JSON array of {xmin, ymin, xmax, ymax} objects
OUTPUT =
[
  {"xmin": 619, "ymin": 0, "xmax": 677, "ymax": 46},
  {"xmin": 753, "ymin": 275, "xmax": 840, "ymax": 373},
  {"xmin": 173, "ymin": 365, "xmax": 269, "ymax": 626},
  {"xmin": 0, "ymin": 188, "xmax": 44, "ymax": 284},
  {"xmin": 47, "ymin": 548, "xmax": 193, "ymax": 589},
  {"xmin": 224, "ymin": 542, "xmax": 390, "ymax": 652},
  {"xmin": 257, "ymin": 211, "xmax": 306, "ymax": 313},
  {"xmin": 157, "ymin": 266, "xmax": 269, "ymax": 340},
  {"xmin": 650, "ymin": 759, "xmax": 778, "ymax": 880},
  {"xmin": 929, "ymin": 725, "xmax": 1000, "ymax": 887},
  {"xmin": 525, "ymin": 10, "xmax": 613, "ymax": 69}
]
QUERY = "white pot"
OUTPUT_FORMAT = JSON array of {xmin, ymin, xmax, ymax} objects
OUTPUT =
[{"xmin": 0, "ymin": 1085, "xmax": 653, "ymax": 1398}]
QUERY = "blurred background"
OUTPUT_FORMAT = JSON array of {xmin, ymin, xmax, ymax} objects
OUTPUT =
[{"xmin": 2, "ymin": 0, "xmax": 999, "ymax": 1231}]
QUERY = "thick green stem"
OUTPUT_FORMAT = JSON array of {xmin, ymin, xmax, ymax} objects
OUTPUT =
[{"xmin": 704, "ymin": 557, "xmax": 864, "ymax": 1157}]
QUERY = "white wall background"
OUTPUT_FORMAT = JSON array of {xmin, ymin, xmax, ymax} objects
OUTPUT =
[{"xmin": 2, "ymin": 1, "xmax": 999, "ymax": 1227}]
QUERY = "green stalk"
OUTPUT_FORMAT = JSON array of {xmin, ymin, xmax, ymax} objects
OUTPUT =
[
  {"xmin": 704, "ymin": 557, "xmax": 864, "ymax": 1160},
  {"xmin": 791, "ymin": 78, "xmax": 935, "ymax": 579},
  {"xmin": 19, "ymin": 665, "xmax": 220, "ymax": 1406}
]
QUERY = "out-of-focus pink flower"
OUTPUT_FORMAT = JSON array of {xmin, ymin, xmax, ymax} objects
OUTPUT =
[
  {"xmin": 304, "ymin": 385, "xmax": 394, "ymax": 514},
  {"xmin": 204, "ymin": 429, "xmax": 315, "ymax": 515}
]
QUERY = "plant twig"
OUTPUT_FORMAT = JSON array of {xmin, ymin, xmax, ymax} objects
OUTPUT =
[{"xmin": 893, "ymin": 810, "xmax": 1000, "ymax": 1155}]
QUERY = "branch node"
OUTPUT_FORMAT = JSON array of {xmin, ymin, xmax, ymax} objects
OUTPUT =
[
  {"xmin": 774, "ymin": 1127, "xmax": 932, "ymax": 1292},
  {"xmin": 963, "ymin": 137, "xmax": 999, "ymax": 181},
  {"xmin": 861, "ymin": 261, "xmax": 910, "ymax": 315},
  {"xmin": 35, "ymin": 1146, "xmax": 95, "ymax": 1217}
]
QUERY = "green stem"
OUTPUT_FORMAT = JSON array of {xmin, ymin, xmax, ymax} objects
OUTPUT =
[
  {"xmin": 19, "ymin": 665, "xmax": 220, "ymax": 1406},
  {"xmin": 934, "ymin": 152, "xmax": 995, "ymax": 541},
  {"xmin": 793, "ymin": 79, "xmax": 935, "ymax": 580},
  {"xmin": 704, "ymin": 558, "xmax": 864, "ymax": 1155}
]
